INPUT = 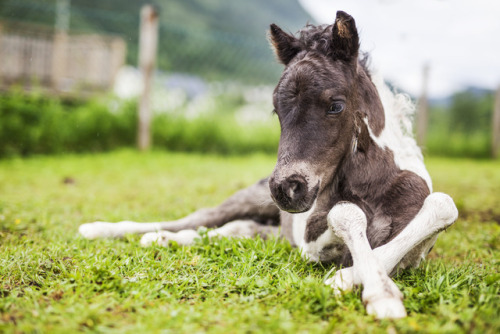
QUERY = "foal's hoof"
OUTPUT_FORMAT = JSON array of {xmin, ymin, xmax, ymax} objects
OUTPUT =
[
  {"xmin": 140, "ymin": 231, "xmax": 172, "ymax": 247},
  {"xmin": 79, "ymin": 221, "xmax": 140, "ymax": 239},
  {"xmin": 140, "ymin": 230, "xmax": 199, "ymax": 247},
  {"xmin": 325, "ymin": 268, "xmax": 355, "ymax": 295},
  {"xmin": 363, "ymin": 278, "xmax": 406, "ymax": 319},
  {"xmin": 79, "ymin": 222, "xmax": 113, "ymax": 239},
  {"xmin": 365, "ymin": 297, "xmax": 407, "ymax": 319}
]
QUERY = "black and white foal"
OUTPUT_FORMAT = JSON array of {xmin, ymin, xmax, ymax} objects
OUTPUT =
[{"xmin": 79, "ymin": 11, "xmax": 458, "ymax": 319}]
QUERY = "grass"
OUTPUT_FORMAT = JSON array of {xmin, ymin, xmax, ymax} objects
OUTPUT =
[{"xmin": 0, "ymin": 150, "xmax": 499, "ymax": 333}]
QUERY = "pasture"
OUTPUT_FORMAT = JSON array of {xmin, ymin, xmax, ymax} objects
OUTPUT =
[{"xmin": 0, "ymin": 150, "xmax": 498, "ymax": 333}]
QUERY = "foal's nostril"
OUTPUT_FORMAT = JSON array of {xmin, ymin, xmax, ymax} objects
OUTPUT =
[
  {"xmin": 288, "ymin": 181, "xmax": 298, "ymax": 198},
  {"xmin": 269, "ymin": 173, "xmax": 315, "ymax": 213},
  {"xmin": 287, "ymin": 180, "xmax": 304, "ymax": 199},
  {"xmin": 283, "ymin": 175, "xmax": 307, "ymax": 200}
]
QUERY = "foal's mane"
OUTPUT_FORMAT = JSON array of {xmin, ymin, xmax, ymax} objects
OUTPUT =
[{"xmin": 295, "ymin": 23, "xmax": 371, "ymax": 77}]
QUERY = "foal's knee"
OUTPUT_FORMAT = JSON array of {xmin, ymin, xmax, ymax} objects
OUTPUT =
[
  {"xmin": 327, "ymin": 202, "xmax": 367, "ymax": 239},
  {"xmin": 424, "ymin": 192, "xmax": 458, "ymax": 227}
]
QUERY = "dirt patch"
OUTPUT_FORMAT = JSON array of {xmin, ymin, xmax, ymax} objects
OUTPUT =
[
  {"xmin": 49, "ymin": 290, "xmax": 64, "ymax": 301},
  {"xmin": 1, "ymin": 312, "xmax": 24, "ymax": 325}
]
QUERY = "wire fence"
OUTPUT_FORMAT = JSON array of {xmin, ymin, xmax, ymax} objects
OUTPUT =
[
  {"xmin": 0, "ymin": 21, "xmax": 125, "ymax": 92},
  {"xmin": 0, "ymin": 0, "xmax": 284, "ymax": 86}
]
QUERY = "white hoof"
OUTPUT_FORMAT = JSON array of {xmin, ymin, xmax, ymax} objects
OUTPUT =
[
  {"xmin": 78, "ymin": 222, "xmax": 116, "ymax": 239},
  {"xmin": 79, "ymin": 221, "xmax": 161, "ymax": 239},
  {"xmin": 365, "ymin": 296, "xmax": 407, "ymax": 319},
  {"xmin": 140, "ymin": 230, "xmax": 199, "ymax": 247},
  {"xmin": 325, "ymin": 268, "xmax": 356, "ymax": 295},
  {"xmin": 363, "ymin": 278, "xmax": 406, "ymax": 319},
  {"xmin": 140, "ymin": 231, "xmax": 172, "ymax": 247}
]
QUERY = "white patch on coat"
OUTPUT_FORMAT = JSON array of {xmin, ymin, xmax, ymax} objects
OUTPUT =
[
  {"xmin": 292, "ymin": 200, "xmax": 316, "ymax": 248},
  {"xmin": 79, "ymin": 221, "xmax": 162, "ymax": 239},
  {"xmin": 301, "ymin": 227, "xmax": 344, "ymax": 263},
  {"xmin": 290, "ymin": 200, "xmax": 344, "ymax": 263},
  {"xmin": 368, "ymin": 74, "xmax": 433, "ymax": 192}
]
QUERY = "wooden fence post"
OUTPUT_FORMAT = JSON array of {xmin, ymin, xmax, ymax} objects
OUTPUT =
[
  {"xmin": 492, "ymin": 86, "xmax": 500, "ymax": 158},
  {"xmin": 416, "ymin": 64, "xmax": 429, "ymax": 147},
  {"xmin": 0, "ymin": 22, "xmax": 3, "ymax": 86},
  {"xmin": 51, "ymin": 31, "xmax": 68, "ymax": 91},
  {"xmin": 52, "ymin": 0, "xmax": 70, "ymax": 92},
  {"xmin": 137, "ymin": 4, "xmax": 159, "ymax": 151}
]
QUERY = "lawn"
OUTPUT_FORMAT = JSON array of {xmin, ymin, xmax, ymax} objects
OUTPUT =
[{"xmin": 0, "ymin": 150, "xmax": 498, "ymax": 333}]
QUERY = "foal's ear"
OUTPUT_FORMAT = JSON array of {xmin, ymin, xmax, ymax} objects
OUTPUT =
[
  {"xmin": 331, "ymin": 11, "xmax": 359, "ymax": 62},
  {"xmin": 269, "ymin": 24, "xmax": 301, "ymax": 65}
]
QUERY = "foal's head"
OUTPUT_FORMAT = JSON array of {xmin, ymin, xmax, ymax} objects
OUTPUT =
[{"xmin": 268, "ymin": 11, "xmax": 383, "ymax": 213}]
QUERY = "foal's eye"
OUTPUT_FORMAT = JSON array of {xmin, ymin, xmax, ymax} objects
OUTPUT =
[{"xmin": 328, "ymin": 102, "xmax": 345, "ymax": 115}]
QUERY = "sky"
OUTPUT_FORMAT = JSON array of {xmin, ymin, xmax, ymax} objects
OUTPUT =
[{"xmin": 298, "ymin": 0, "xmax": 500, "ymax": 98}]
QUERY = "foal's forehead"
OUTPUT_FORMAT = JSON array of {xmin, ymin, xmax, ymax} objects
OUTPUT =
[{"xmin": 278, "ymin": 52, "xmax": 350, "ymax": 93}]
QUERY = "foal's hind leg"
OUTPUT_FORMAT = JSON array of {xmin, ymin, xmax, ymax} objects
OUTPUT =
[
  {"xmin": 79, "ymin": 178, "xmax": 279, "ymax": 239},
  {"xmin": 140, "ymin": 220, "xmax": 280, "ymax": 247}
]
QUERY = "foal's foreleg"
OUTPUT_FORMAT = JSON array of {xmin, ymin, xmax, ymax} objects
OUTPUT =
[
  {"xmin": 326, "ymin": 193, "xmax": 458, "ymax": 294},
  {"xmin": 328, "ymin": 202, "xmax": 407, "ymax": 319},
  {"xmin": 78, "ymin": 178, "xmax": 279, "ymax": 239}
]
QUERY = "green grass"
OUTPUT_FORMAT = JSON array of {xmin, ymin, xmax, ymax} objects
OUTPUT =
[{"xmin": 0, "ymin": 150, "xmax": 499, "ymax": 333}]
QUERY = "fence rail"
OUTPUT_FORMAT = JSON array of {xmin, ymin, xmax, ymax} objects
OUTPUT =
[{"xmin": 0, "ymin": 21, "xmax": 125, "ymax": 94}]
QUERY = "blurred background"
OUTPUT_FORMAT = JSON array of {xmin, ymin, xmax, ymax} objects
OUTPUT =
[{"xmin": 0, "ymin": 0, "xmax": 499, "ymax": 158}]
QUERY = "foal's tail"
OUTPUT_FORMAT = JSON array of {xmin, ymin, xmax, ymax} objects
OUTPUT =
[{"xmin": 78, "ymin": 178, "xmax": 279, "ymax": 239}]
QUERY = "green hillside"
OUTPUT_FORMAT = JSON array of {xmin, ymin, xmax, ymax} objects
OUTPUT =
[{"xmin": 0, "ymin": 0, "xmax": 314, "ymax": 83}]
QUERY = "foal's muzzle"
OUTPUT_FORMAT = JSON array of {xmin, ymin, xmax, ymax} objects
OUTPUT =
[{"xmin": 269, "ymin": 174, "xmax": 319, "ymax": 213}]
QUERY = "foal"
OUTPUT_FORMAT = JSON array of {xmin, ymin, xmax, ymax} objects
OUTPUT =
[{"xmin": 79, "ymin": 11, "xmax": 458, "ymax": 319}]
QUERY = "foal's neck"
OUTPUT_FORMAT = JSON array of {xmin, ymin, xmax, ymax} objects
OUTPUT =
[{"xmin": 330, "ymin": 76, "xmax": 397, "ymax": 204}]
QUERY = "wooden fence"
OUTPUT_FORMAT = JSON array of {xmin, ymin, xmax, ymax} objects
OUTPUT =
[{"xmin": 0, "ymin": 22, "xmax": 126, "ymax": 94}]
